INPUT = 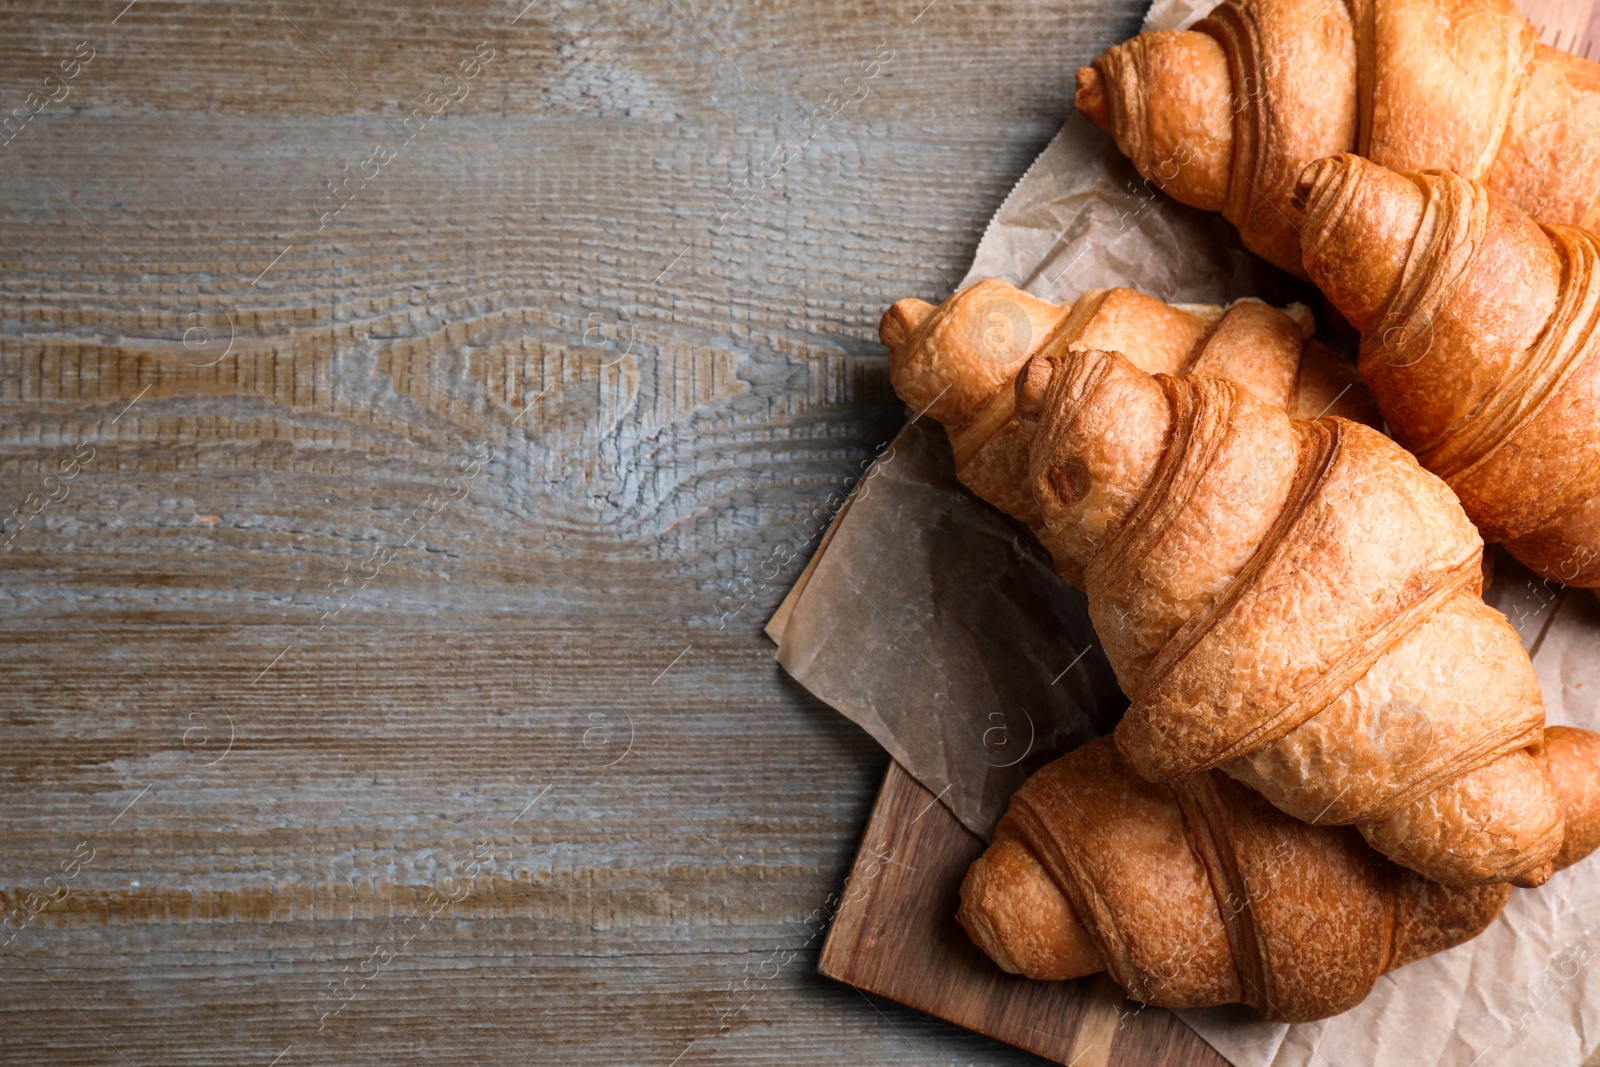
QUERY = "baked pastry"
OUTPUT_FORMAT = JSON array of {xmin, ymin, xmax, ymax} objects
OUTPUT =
[
  {"xmin": 1075, "ymin": 0, "xmax": 1600, "ymax": 272},
  {"xmin": 1007, "ymin": 345, "xmax": 1561, "ymax": 886},
  {"xmin": 958, "ymin": 727, "xmax": 1600, "ymax": 1020},
  {"xmin": 1295, "ymin": 153, "xmax": 1600, "ymax": 591},
  {"xmin": 882, "ymin": 278, "xmax": 1377, "ymax": 584},
  {"xmin": 1014, "ymin": 344, "xmax": 1564, "ymax": 885}
]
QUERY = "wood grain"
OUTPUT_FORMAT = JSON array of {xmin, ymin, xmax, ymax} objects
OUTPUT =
[
  {"xmin": 818, "ymin": 761, "xmax": 1227, "ymax": 1067},
  {"xmin": 0, "ymin": 0, "xmax": 1152, "ymax": 1064}
]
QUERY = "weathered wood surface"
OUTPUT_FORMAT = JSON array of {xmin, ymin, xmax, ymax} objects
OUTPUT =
[
  {"xmin": 819, "ymin": 760, "xmax": 1227, "ymax": 1067},
  {"xmin": 0, "ymin": 0, "xmax": 1152, "ymax": 1063}
]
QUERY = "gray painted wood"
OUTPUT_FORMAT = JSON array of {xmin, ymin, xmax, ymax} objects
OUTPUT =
[{"xmin": 0, "ymin": 0, "xmax": 1151, "ymax": 1063}]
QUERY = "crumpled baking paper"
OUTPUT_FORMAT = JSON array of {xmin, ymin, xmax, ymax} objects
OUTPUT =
[
  {"xmin": 769, "ymin": 0, "xmax": 1600, "ymax": 1061},
  {"xmin": 769, "ymin": 416, "xmax": 1127, "ymax": 835}
]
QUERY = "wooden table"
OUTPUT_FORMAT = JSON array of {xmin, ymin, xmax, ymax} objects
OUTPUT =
[{"xmin": 0, "ymin": 1, "xmax": 1150, "ymax": 1063}]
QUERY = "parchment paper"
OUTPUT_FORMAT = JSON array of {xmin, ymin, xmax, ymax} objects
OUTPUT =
[
  {"xmin": 770, "ymin": 417, "xmax": 1127, "ymax": 834},
  {"xmin": 769, "ymin": 0, "xmax": 1600, "ymax": 1062}
]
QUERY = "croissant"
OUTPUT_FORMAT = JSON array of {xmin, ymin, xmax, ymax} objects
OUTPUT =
[
  {"xmin": 1075, "ymin": 0, "xmax": 1600, "ymax": 273},
  {"xmin": 882, "ymin": 278, "xmax": 1378, "ymax": 583},
  {"xmin": 958, "ymin": 727, "xmax": 1600, "ymax": 1021},
  {"xmin": 1295, "ymin": 153, "xmax": 1600, "ymax": 591},
  {"xmin": 1008, "ymin": 344, "xmax": 1566, "ymax": 887}
]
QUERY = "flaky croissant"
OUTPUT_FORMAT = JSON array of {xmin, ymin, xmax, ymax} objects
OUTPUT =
[
  {"xmin": 882, "ymin": 279, "xmax": 1377, "ymax": 583},
  {"xmin": 1011, "ymin": 345, "xmax": 1563, "ymax": 886},
  {"xmin": 1295, "ymin": 153, "xmax": 1600, "ymax": 591},
  {"xmin": 1076, "ymin": 0, "xmax": 1600, "ymax": 273},
  {"xmin": 958, "ymin": 728, "xmax": 1600, "ymax": 1021}
]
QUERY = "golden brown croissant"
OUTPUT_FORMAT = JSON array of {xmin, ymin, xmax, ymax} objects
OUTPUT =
[
  {"xmin": 882, "ymin": 278, "xmax": 1377, "ymax": 583},
  {"xmin": 1295, "ymin": 153, "xmax": 1600, "ymax": 591},
  {"xmin": 1011, "ymin": 345, "xmax": 1565, "ymax": 886},
  {"xmin": 958, "ymin": 727, "xmax": 1600, "ymax": 1021},
  {"xmin": 1075, "ymin": 0, "xmax": 1600, "ymax": 273}
]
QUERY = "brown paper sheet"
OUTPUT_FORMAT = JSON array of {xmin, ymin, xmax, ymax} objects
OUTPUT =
[{"xmin": 769, "ymin": 417, "xmax": 1125, "ymax": 835}]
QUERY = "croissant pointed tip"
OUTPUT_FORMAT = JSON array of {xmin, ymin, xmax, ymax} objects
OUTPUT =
[
  {"xmin": 1292, "ymin": 154, "xmax": 1355, "ymax": 214},
  {"xmin": 1290, "ymin": 163, "xmax": 1322, "ymax": 212},
  {"xmin": 1015, "ymin": 354, "xmax": 1058, "ymax": 423},
  {"xmin": 1547, "ymin": 726, "xmax": 1600, "ymax": 871},
  {"xmin": 879, "ymin": 298, "xmax": 935, "ymax": 353},
  {"xmin": 960, "ymin": 834, "xmax": 1104, "ymax": 981},
  {"xmin": 955, "ymin": 867, "xmax": 1021, "ymax": 975},
  {"xmin": 1510, "ymin": 861, "xmax": 1555, "ymax": 889},
  {"xmin": 1074, "ymin": 65, "xmax": 1110, "ymax": 131},
  {"xmin": 1294, "ymin": 154, "xmax": 1422, "ymax": 332}
]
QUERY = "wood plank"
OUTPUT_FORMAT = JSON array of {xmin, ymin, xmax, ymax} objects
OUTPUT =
[{"xmin": 819, "ymin": 760, "xmax": 1227, "ymax": 1067}]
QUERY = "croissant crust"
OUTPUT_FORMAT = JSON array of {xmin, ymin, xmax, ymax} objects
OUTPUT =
[
  {"xmin": 1296, "ymin": 153, "xmax": 1600, "ymax": 588},
  {"xmin": 1077, "ymin": 0, "xmax": 1600, "ymax": 272},
  {"xmin": 1020, "ymin": 347, "xmax": 1562, "ymax": 886},
  {"xmin": 960, "ymin": 736, "xmax": 1519, "ymax": 1021}
]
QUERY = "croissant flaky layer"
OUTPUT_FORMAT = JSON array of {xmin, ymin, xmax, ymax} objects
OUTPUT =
[
  {"xmin": 1295, "ymin": 153, "xmax": 1600, "ymax": 590},
  {"xmin": 881, "ymin": 279, "xmax": 1376, "ymax": 583},
  {"xmin": 1076, "ymin": 0, "xmax": 1600, "ymax": 273},
  {"xmin": 1013, "ymin": 347, "xmax": 1564, "ymax": 885},
  {"xmin": 959, "ymin": 731, "xmax": 1600, "ymax": 1020}
]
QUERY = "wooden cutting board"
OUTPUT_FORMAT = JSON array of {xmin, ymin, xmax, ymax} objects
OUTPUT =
[{"xmin": 818, "ymin": 760, "xmax": 1226, "ymax": 1067}]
